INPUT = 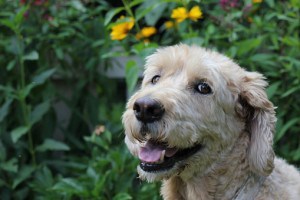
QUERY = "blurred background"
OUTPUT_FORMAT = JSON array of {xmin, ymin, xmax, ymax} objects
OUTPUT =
[{"xmin": 0, "ymin": 0, "xmax": 299, "ymax": 199}]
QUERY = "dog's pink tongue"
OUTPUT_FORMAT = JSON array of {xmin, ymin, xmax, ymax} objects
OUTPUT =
[
  {"xmin": 139, "ymin": 142, "xmax": 163, "ymax": 163},
  {"xmin": 139, "ymin": 142, "xmax": 178, "ymax": 163}
]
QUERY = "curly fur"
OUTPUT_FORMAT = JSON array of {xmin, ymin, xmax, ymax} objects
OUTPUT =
[{"xmin": 122, "ymin": 44, "xmax": 300, "ymax": 199}]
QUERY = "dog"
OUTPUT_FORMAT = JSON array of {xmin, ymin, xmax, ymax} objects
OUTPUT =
[{"xmin": 122, "ymin": 44, "xmax": 300, "ymax": 199}]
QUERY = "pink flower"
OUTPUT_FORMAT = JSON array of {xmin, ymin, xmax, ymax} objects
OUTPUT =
[
  {"xmin": 220, "ymin": 0, "xmax": 239, "ymax": 10},
  {"xmin": 33, "ymin": 0, "xmax": 47, "ymax": 6},
  {"xmin": 20, "ymin": 0, "xmax": 48, "ymax": 6}
]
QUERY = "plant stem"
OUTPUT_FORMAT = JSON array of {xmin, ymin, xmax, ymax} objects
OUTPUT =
[
  {"xmin": 17, "ymin": 33, "xmax": 36, "ymax": 166},
  {"xmin": 121, "ymin": 0, "xmax": 140, "ymax": 32}
]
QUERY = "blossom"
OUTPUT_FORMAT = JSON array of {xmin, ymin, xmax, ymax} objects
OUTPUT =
[
  {"xmin": 188, "ymin": 6, "xmax": 203, "ymax": 21},
  {"xmin": 20, "ymin": 0, "xmax": 48, "ymax": 5},
  {"xmin": 164, "ymin": 21, "xmax": 175, "ymax": 29},
  {"xmin": 220, "ymin": 0, "xmax": 239, "ymax": 10},
  {"xmin": 252, "ymin": 0, "xmax": 262, "ymax": 3},
  {"xmin": 110, "ymin": 16, "xmax": 134, "ymax": 40},
  {"xmin": 136, "ymin": 27, "xmax": 157, "ymax": 40},
  {"xmin": 171, "ymin": 6, "xmax": 203, "ymax": 23},
  {"xmin": 171, "ymin": 7, "xmax": 188, "ymax": 23},
  {"xmin": 94, "ymin": 125, "xmax": 105, "ymax": 135}
]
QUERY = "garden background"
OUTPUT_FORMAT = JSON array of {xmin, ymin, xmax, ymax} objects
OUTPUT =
[{"xmin": 0, "ymin": 0, "xmax": 299, "ymax": 199}]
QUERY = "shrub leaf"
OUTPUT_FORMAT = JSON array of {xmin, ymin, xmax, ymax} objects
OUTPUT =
[
  {"xmin": 0, "ymin": 98, "xmax": 13, "ymax": 122},
  {"xmin": 11, "ymin": 126, "xmax": 29, "ymax": 143},
  {"xmin": 30, "ymin": 101, "xmax": 50, "ymax": 126},
  {"xmin": 125, "ymin": 60, "xmax": 139, "ymax": 95},
  {"xmin": 36, "ymin": 139, "xmax": 70, "ymax": 152}
]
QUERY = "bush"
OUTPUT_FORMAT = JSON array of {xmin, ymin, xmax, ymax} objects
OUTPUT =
[{"xmin": 0, "ymin": 0, "xmax": 299, "ymax": 199}]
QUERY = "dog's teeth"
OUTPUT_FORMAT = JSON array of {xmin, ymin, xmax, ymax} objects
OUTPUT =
[{"xmin": 160, "ymin": 150, "xmax": 166, "ymax": 162}]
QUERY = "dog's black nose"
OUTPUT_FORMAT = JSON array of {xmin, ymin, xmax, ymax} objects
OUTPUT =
[{"xmin": 133, "ymin": 97, "xmax": 164, "ymax": 123}]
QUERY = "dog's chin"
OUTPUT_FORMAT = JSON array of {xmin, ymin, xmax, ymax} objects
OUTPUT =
[
  {"xmin": 137, "ymin": 142, "xmax": 203, "ymax": 182},
  {"xmin": 137, "ymin": 164, "xmax": 180, "ymax": 182}
]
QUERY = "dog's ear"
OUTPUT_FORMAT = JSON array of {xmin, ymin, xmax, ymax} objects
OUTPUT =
[{"xmin": 239, "ymin": 71, "xmax": 276, "ymax": 176}]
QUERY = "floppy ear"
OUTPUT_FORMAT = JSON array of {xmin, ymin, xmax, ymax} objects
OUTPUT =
[{"xmin": 239, "ymin": 72, "xmax": 276, "ymax": 176}]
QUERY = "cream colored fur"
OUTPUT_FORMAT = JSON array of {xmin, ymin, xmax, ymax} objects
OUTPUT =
[{"xmin": 122, "ymin": 44, "xmax": 300, "ymax": 199}]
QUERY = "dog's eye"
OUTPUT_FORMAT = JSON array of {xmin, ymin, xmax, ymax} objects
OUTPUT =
[
  {"xmin": 151, "ymin": 75, "xmax": 160, "ymax": 84},
  {"xmin": 195, "ymin": 82, "xmax": 212, "ymax": 94}
]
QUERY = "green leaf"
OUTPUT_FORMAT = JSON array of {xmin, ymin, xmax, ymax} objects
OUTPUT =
[
  {"xmin": 51, "ymin": 178, "xmax": 84, "ymax": 194},
  {"xmin": 281, "ymin": 86, "xmax": 300, "ymax": 98},
  {"xmin": 69, "ymin": 0, "xmax": 86, "ymax": 12},
  {"xmin": 265, "ymin": 0, "xmax": 275, "ymax": 8},
  {"xmin": 55, "ymin": 48, "xmax": 64, "ymax": 60},
  {"xmin": 103, "ymin": 130, "xmax": 112, "ymax": 144},
  {"xmin": 39, "ymin": 166, "xmax": 54, "ymax": 186},
  {"xmin": 291, "ymin": 0, "xmax": 300, "ymax": 6},
  {"xmin": 12, "ymin": 166, "xmax": 35, "ymax": 189},
  {"xmin": 0, "ymin": 98, "xmax": 13, "ymax": 122},
  {"xmin": 292, "ymin": 148, "xmax": 300, "ymax": 161},
  {"xmin": 281, "ymin": 36, "xmax": 300, "ymax": 47},
  {"xmin": 84, "ymin": 134, "xmax": 109, "ymax": 150},
  {"xmin": 18, "ymin": 83, "xmax": 36, "ymax": 100},
  {"xmin": 11, "ymin": 126, "xmax": 29, "ymax": 143},
  {"xmin": 135, "ymin": 6, "xmax": 154, "ymax": 22},
  {"xmin": 14, "ymin": 5, "xmax": 29, "ymax": 27},
  {"xmin": 36, "ymin": 139, "xmax": 70, "ymax": 152},
  {"xmin": 6, "ymin": 60, "xmax": 16, "ymax": 71},
  {"xmin": 113, "ymin": 193, "xmax": 132, "ymax": 200},
  {"xmin": 250, "ymin": 54, "xmax": 275, "ymax": 63},
  {"xmin": 129, "ymin": 0, "xmax": 144, "ymax": 7},
  {"xmin": 0, "ymin": 19, "xmax": 16, "ymax": 32},
  {"xmin": 32, "ymin": 68, "xmax": 56, "ymax": 85},
  {"xmin": 0, "ymin": 141, "xmax": 7, "ymax": 161},
  {"xmin": 144, "ymin": 1, "xmax": 166, "ymax": 26},
  {"xmin": 23, "ymin": 51, "xmax": 39, "ymax": 61},
  {"xmin": 30, "ymin": 101, "xmax": 50, "ymax": 125},
  {"xmin": 235, "ymin": 37, "xmax": 263, "ymax": 56},
  {"xmin": 0, "ymin": 85, "xmax": 15, "ymax": 97},
  {"xmin": 31, "ymin": 166, "xmax": 54, "ymax": 189},
  {"xmin": 104, "ymin": 7, "xmax": 124, "ymax": 26},
  {"xmin": 9, "ymin": 37, "xmax": 24, "ymax": 56},
  {"xmin": 275, "ymin": 118, "xmax": 300, "ymax": 142},
  {"xmin": 125, "ymin": 60, "xmax": 139, "ymax": 95},
  {"xmin": 0, "ymin": 179, "xmax": 5, "ymax": 188},
  {"xmin": 266, "ymin": 82, "xmax": 280, "ymax": 99},
  {"xmin": 0, "ymin": 158, "xmax": 18, "ymax": 173}
]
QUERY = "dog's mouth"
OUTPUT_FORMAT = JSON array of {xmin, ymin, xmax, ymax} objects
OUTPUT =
[{"xmin": 139, "ymin": 140, "xmax": 202, "ymax": 173}]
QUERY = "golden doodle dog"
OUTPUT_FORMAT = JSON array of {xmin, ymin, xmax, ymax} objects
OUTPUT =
[{"xmin": 122, "ymin": 44, "xmax": 300, "ymax": 199}]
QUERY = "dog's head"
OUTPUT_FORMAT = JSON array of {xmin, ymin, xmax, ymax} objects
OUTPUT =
[{"xmin": 122, "ymin": 45, "xmax": 276, "ymax": 182}]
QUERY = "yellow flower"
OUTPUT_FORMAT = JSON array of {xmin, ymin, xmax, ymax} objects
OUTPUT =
[
  {"xmin": 171, "ymin": 6, "xmax": 203, "ymax": 23},
  {"xmin": 188, "ymin": 6, "xmax": 203, "ymax": 21},
  {"xmin": 136, "ymin": 27, "xmax": 157, "ymax": 40},
  {"xmin": 164, "ymin": 21, "xmax": 174, "ymax": 29},
  {"xmin": 141, "ymin": 27, "xmax": 157, "ymax": 37},
  {"xmin": 171, "ymin": 7, "xmax": 188, "ymax": 23},
  {"xmin": 110, "ymin": 16, "xmax": 134, "ymax": 40},
  {"xmin": 252, "ymin": 0, "xmax": 263, "ymax": 3}
]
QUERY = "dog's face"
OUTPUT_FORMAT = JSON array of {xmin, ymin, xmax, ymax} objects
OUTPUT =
[{"xmin": 122, "ymin": 45, "xmax": 275, "ymax": 182}]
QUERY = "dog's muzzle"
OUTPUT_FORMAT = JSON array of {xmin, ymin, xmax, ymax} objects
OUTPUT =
[
  {"xmin": 132, "ymin": 97, "xmax": 203, "ymax": 173},
  {"xmin": 139, "ymin": 140, "xmax": 202, "ymax": 172},
  {"xmin": 133, "ymin": 97, "xmax": 165, "ymax": 123}
]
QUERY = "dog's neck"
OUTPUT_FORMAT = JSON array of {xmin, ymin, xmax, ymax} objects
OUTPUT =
[{"xmin": 161, "ymin": 133, "xmax": 263, "ymax": 200}]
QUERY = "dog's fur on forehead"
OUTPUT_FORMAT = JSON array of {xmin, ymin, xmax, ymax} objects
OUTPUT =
[
  {"xmin": 143, "ymin": 45, "xmax": 257, "ymax": 97},
  {"xmin": 144, "ymin": 45, "xmax": 236, "ymax": 81},
  {"xmin": 123, "ymin": 44, "xmax": 300, "ymax": 199}
]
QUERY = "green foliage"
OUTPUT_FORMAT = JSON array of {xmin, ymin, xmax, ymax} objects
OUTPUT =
[{"xmin": 0, "ymin": 0, "xmax": 299, "ymax": 199}]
